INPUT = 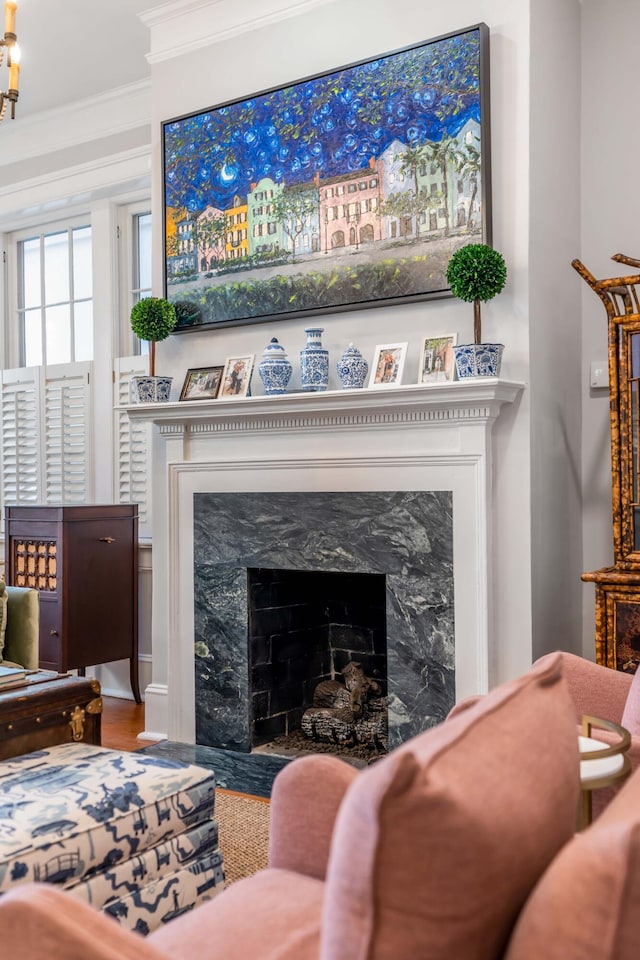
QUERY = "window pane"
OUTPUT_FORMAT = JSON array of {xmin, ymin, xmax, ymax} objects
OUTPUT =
[
  {"xmin": 16, "ymin": 220, "xmax": 92, "ymax": 367},
  {"xmin": 73, "ymin": 227, "xmax": 92, "ymax": 300},
  {"xmin": 44, "ymin": 231, "xmax": 70, "ymax": 304},
  {"xmin": 137, "ymin": 213, "xmax": 152, "ymax": 293},
  {"xmin": 45, "ymin": 304, "xmax": 71, "ymax": 364},
  {"xmin": 74, "ymin": 301, "xmax": 93, "ymax": 362},
  {"xmin": 22, "ymin": 238, "xmax": 41, "ymax": 310},
  {"xmin": 24, "ymin": 308, "xmax": 43, "ymax": 366}
]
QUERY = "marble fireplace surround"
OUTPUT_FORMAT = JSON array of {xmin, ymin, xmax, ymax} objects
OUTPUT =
[
  {"xmin": 194, "ymin": 489, "xmax": 454, "ymax": 753},
  {"xmin": 127, "ymin": 379, "xmax": 523, "ymax": 744}
]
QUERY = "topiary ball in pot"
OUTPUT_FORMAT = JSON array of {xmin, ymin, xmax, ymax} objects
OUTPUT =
[
  {"xmin": 446, "ymin": 243, "xmax": 507, "ymax": 378},
  {"xmin": 130, "ymin": 297, "xmax": 177, "ymax": 378}
]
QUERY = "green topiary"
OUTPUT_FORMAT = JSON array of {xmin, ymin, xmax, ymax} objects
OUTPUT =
[
  {"xmin": 446, "ymin": 243, "xmax": 507, "ymax": 344},
  {"xmin": 130, "ymin": 297, "xmax": 177, "ymax": 376}
]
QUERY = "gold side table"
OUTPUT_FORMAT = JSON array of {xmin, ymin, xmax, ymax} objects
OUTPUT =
[{"xmin": 577, "ymin": 714, "xmax": 631, "ymax": 830}]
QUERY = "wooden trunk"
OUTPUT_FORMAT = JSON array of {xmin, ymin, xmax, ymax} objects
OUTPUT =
[{"xmin": 0, "ymin": 674, "xmax": 102, "ymax": 760}]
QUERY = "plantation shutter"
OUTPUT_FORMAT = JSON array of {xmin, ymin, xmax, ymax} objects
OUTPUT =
[
  {"xmin": 1, "ymin": 367, "xmax": 40, "ymax": 507},
  {"xmin": 114, "ymin": 357, "xmax": 151, "ymax": 538},
  {"xmin": 0, "ymin": 364, "xmax": 92, "ymax": 529},
  {"xmin": 43, "ymin": 363, "xmax": 92, "ymax": 504}
]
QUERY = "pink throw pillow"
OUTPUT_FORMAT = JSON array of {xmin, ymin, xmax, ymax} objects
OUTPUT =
[
  {"xmin": 320, "ymin": 653, "xmax": 580, "ymax": 960},
  {"xmin": 505, "ymin": 764, "xmax": 640, "ymax": 960}
]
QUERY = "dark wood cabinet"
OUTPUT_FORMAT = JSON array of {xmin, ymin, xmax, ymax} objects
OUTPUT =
[{"xmin": 4, "ymin": 505, "xmax": 140, "ymax": 702}]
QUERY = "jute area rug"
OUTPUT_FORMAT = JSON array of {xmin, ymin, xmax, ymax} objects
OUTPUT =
[{"xmin": 216, "ymin": 788, "xmax": 271, "ymax": 885}]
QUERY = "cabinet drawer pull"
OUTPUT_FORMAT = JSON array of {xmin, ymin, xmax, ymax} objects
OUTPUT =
[
  {"xmin": 99, "ymin": 537, "xmax": 115, "ymax": 543},
  {"xmin": 50, "ymin": 629, "xmax": 59, "ymax": 636}
]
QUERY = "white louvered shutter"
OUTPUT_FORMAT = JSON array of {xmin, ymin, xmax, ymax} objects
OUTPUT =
[
  {"xmin": 114, "ymin": 357, "xmax": 151, "ymax": 538},
  {"xmin": 42, "ymin": 363, "xmax": 92, "ymax": 504},
  {"xmin": 1, "ymin": 367, "xmax": 41, "ymax": 506}
]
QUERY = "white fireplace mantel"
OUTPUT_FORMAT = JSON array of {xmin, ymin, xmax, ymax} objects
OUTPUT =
[
  {"xmin": 127, "ymin": 378, "xmax": 524, "ymax": 742},
  {"xmin": 127, "ymin": 378, "xmax": 523, "ymax": 434}
]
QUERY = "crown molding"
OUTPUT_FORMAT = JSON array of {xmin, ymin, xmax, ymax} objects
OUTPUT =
[
  {"xmin": 0, "ymin": 80, "xmax": 152, "ymax": 168},
  {"xmin": 141, "ymin": 0, "xmax": 341, "ymax": 63}
]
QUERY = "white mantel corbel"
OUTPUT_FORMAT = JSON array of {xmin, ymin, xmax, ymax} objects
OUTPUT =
[{"xmin": 127, "ymin": 378, "xmax": 524, "ymax": 743}]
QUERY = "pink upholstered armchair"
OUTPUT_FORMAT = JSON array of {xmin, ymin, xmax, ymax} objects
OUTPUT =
[
  {"xmin": 0, "ymin": 654, "xmax": 582, "ymax": 960},
  {"xmin": 538, "ymin": 650, "xmax": 640, "ymax": 790}
]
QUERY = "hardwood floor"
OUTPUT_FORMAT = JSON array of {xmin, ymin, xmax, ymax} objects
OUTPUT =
[{"xmin": 100, "ymin": 695, "xmax": 157, "ymax": 752}]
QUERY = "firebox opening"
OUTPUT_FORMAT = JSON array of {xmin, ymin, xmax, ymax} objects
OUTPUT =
[{"xmin": 248, "ymin": 567, "xmax": 388, "ymax": 762}]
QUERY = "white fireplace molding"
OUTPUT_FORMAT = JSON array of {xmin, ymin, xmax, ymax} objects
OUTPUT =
[{"xmin": 127, "ymin": 379, "xmax": 524, "ymax": 742}]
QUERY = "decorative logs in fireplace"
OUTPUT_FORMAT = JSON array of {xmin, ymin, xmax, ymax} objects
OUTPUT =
[{"xmin": 301, "ymin": 661, "xmax": 388, "ymax": 752}]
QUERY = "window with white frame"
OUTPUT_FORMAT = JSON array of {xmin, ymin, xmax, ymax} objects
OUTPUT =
[
  {"xmin": 17, "ymin": 218, "xmax": 93, "ymax": 367},
  {"xmin": 1, "ymin": 198, "xmax": 154, "ymax": 537},
  {"xmin": 114, "ymin": 200, "xmax": 153, "ymax": 536},
  {"xmin": 118, "ymin": 202, "xmax": 152, "ymax": 357}
]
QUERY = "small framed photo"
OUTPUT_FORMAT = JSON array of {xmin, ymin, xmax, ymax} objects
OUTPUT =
[
  {"xmin": 419, "ymin": 334, "xmax": 458, "ymax": 383},
  {"xmin": 180, "ymin": 366, "xmax": 224, "ymax": 401},
  {"xmin": 369, "ymin": 342, "xmax": 408, "ymax": 388},
  {"xmin": 219, "ymin": 354, "xmax": 255, "ymax": 398}
]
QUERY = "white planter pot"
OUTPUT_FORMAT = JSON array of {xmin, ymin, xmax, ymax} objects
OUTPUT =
[
  {"xmin": 453, "ymin": 343, "xmax": 504, "ymax": 379},
  {"xmin": 131, "ymin": 375, "xmax": 173, "ymax": 403}
]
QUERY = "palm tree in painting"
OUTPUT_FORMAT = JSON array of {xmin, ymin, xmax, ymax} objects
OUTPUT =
[
  {"xmin": 396, "ymin": 144, "xmax": 429, "ymax": 241},
  {"xmin": 455, "ymin": 138, "xmax": 481, "ymax": 232},
  {"xmin": 423, "ymin": 134, "xmax": 459, "ymax": 237}
]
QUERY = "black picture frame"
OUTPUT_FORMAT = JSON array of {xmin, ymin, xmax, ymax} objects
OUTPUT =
[{"xmin": 162, "ymin": 22, "xmax": 491, "ymax": 333}]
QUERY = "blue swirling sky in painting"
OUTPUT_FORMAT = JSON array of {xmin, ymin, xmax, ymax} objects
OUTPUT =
[{"xmin": 164, "ymin": 28, "xmax": 482, "ymax": 212}]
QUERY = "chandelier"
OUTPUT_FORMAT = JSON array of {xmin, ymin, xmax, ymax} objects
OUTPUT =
[{"xmin": 0, "ymin": 0, "xmax": 19, "ymax": 122}]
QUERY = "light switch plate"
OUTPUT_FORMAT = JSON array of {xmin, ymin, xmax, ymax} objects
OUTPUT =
[{"xmin": 590, "ymin": 361, "xmax": 609, "ymax": 389}]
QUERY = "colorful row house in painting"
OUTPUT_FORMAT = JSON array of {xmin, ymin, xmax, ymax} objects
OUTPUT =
[
  {"xmin": 317, "ymin": 160, "xmax": 382, "ymax": 253},
  {"xmin": 167, "ymin": 213, "xmax": 198, "ymax": 278},
  {"xmin": 196, "ymin": 205, "xmax": 226, "ymax": 271},
  {"xmin": 247, "ymin": 178, "xmax": 285, "ymax": 257},
  {"xmin": 225, "ymin": 195, "xmax": 249, "ymax": 260},
  {"xmin": 166, "ymin": 119, "xmax": 481, "ymax": 281}
]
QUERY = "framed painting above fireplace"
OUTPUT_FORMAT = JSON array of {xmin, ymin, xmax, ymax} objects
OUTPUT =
[{"xmin": 162, "ymin": 22, "xmax": 491, "ymax": 332}]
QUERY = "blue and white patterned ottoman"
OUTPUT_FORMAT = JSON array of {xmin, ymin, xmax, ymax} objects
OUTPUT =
[{"xmin": 0, "ymin": 742, "xmax": 225, "ymax": 934}]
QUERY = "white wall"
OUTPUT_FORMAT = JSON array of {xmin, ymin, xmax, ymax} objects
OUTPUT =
[
  {"xmin": 528, "ymin": 0, "xmax": 583, "ymax": 661},
  {"xmin": 579, "ymin": 0, "xmax": 640, "ymax": 658}
]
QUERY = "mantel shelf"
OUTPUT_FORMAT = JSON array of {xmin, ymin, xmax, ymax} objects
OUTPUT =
[{"xmin": 125, "ymin": 378, "xmax": 525, "ymax": 434}]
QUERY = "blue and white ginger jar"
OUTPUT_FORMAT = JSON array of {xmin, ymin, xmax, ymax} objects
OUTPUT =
[
  {"xmin": 300, "ymin": 327, "xmax": 329, "ymax": 392},
  {"xmin": 337, "ymin": 343, "xmax": 368, "ymax": 390},
  {"xmin": 258, "ymin": 337, "xmax": 292, "ymax": 395}
]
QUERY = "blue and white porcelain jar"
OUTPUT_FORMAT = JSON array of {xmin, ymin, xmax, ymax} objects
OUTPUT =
[
  {"xmin": 453, "ymin": 342, "xmax": 504, "ymax": 379},
  {"xmin": 300, "ymin": 327, "xmax": 329, "ymax": 392},
  {"xmin": 337, "ymin": 343, "xmax": 368, "ymax": 390},
  {"xmin": 258, "ymin": 337, "xmax": 292, "ymax": 395},
  {"xmin": 131, "ymin": 375, "xmax": 173, "ymax": 403}
]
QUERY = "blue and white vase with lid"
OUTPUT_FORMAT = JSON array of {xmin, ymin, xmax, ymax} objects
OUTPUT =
[
  {"xmin": 258, "ymin": 337, "xmax": 292, "ymax": 395},
  {"xmin": 337, "ymin": 343, "xmax": 368, "ymax": 390},
  {"xmin": 300, "ymin": 327, "xmax": 329, "ymax": 392}
]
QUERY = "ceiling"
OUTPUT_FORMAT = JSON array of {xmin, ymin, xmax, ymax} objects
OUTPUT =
[{"xmin": 8, "ymin": 0, "xmax": 152, "ymax": 119}]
